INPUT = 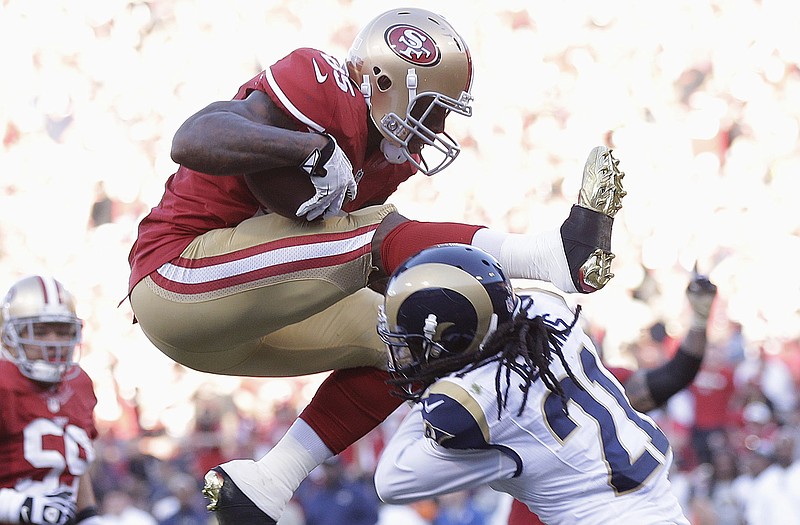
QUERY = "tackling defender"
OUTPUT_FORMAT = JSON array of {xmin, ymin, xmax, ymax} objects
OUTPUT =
[{"xmin": 374, "ymin": 245, "xmax": 690, "ymax": 525}]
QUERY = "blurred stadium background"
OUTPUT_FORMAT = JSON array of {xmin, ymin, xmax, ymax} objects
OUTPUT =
[{"xmin": 2, "ymin": 0, "xmax": 799, "ymax": 523}]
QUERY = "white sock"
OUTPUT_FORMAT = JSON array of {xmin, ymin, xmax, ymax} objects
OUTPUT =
[
  {"xmin": 281, "ymin": 418, "xmax": 334, "ymax": 465},
  {"xmin": 227, "ymin": 419, "xmax": 333, "ymax": 519},
  {"xmin": 472, "ymin": 228, "xmax": 577, "ymax": 293}
]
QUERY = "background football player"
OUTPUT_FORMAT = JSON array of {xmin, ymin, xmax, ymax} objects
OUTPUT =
[
  {"xmin": 374, "ymin": 244, "xmax": 690, "ymax": 525},
  {"xmin": 125, "ymin": 7, "xmax": 625, "ymax": 523},
  {"xmin": 0, "ymin": 276, "xmax": 103, "ymax": 525}
]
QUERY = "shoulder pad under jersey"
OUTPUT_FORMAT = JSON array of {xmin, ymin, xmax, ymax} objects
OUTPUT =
[{"xmin": 421, "ymin": 380, "xmax": 490, "ymax": 450}]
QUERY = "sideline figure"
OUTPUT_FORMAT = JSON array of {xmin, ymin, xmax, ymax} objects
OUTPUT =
[
  {"xmin": 0, "ymin": 276, "xmax": 102, "ymax": 525},
  {"xmin": 126, "ymin": 7, "xmax": 625, "ymax": 524},
  {"xmin": 374, "ymin": 245, "xmax": 689, "ymax": 525}
]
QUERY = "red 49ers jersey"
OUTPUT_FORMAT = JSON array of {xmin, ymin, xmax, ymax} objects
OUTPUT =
[
  {"xmin": 0, "ymin": 361, "xmax": 98, "ymax": 492},
  {"xmin": 128, "ymin": 47, "xmax": 416, "ymax": 293},
  {"xmin": 242, "ymin": 47, "xmax": 417, "ymax": 210}
]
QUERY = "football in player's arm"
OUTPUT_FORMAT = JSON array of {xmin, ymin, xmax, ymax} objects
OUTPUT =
[
  {"xmin": 0, "ymin": 276, "xmax": 102, "ymax": 525},
  {"xmin": 373, "ymin": 245, "xmax": 692, "ymax": 525}
]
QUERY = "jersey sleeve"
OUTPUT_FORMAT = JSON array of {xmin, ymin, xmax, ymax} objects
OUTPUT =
[
  {"xmin": 424, "ymin": 379, "xmax": 524, "ymax": 476},
  {"xmin": 239, "ymin": 48, "xmax": 369, "ymax": 174},
  {"xmin": 72, "ymin": 368, "xmax": 99, "ymax": 441},
  {"xmin": 374, "ymin": 404, "xmax": 517, "ymax": 505},
  {"xmin": 263, "ymin": 48, "xmax": 336, "ymax": 132},
  {"xmin": 421, "ymin": 380, "xmax": 491, "ymax": 450}
]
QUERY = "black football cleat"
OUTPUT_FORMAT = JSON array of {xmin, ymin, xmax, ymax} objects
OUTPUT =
[
  {"xmin": 561, "ymin": 146, "xmax": 627, "ymax": 293},
  {"xmin": 203, "ymin": 466, "xmax": 277, "ymax": 525}
]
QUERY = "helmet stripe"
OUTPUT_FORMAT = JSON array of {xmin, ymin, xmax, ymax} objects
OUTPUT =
[
  {"xmin": 32, "ymin": 275, "xmax": 71, "ymax": 310},
  {"xmin": 36, "ymin": 275, "xmax": 51, "ymax": 306}
]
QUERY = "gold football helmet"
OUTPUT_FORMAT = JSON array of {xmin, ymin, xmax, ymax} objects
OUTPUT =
[
  {"xmin": 346, "ymin": 8, "xmax": 474, "ymax": 175},
  {"xmin": 1, "ymin": 275, "xmax": 82, "ymax": 383}
]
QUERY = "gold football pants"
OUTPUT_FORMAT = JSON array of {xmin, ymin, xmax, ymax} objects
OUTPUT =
[{"xmin": 130, "ymin": 204, "xmax": 396, "ymax": 376}]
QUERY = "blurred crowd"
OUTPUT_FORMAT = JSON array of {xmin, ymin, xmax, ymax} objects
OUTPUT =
[
  {"xmin": 86, "ymin": 316, "xmax": 800, "ymax": 525},
  {"xmin": 2, "ymin": 0, "xmax": 799, "ymax": 524}
]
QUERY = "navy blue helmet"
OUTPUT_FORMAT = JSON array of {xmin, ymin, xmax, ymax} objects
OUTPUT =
[{"xmin": 378, "ymin": 244, "xmax": 516, "ymax": 392}]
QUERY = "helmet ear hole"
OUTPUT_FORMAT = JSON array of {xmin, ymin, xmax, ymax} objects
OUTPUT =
[
  {"xmin": 377, "ymin": 75, "xmax": 392, "ymax": 91},
  {"xmin": 345, "ymin": 7, "xmax": 474, "ymax": 174}
]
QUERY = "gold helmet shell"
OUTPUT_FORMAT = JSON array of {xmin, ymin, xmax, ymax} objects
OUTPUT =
[
  {"xmin": 1, "ymin": 275, "xmax": 82, "ymax": 383},
  {"xmin": 346, "ymin": 8, "xmax": 474, "ymax": 175}
]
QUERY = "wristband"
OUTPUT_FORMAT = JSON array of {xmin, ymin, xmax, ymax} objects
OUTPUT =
[
  {"xmin": 74, "ymin": 506, "xmax": 100, "ymax": 524},
  {"xmin": 300, "ymin": 133, "xmax": 335, "ymax": 176},
  {"xmin": 75, "ymin": 516, "xmax": 104, "ymax": 525},
  {"xmin": 0, "ymin": 488, "xmax": 27, "ymax": 523}
]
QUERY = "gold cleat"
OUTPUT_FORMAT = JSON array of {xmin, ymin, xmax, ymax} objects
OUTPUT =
[
  {"xmin": 202, "ymin": 469, "xmax": 224, "ymax": 511},
  {"xmin": 201, "ymin": 466, "xmax": 277, "ymax": 525},
  {"xmin": 578, "ymin": 146, "xmax": 626, "ymax": 218},
  {"xmin": 561, "ymin": 146, "xmax": 627, "ymax": 293},
  {"xmin": 579, "ymin": 249, "xmax": 616, "ymax": 291}
]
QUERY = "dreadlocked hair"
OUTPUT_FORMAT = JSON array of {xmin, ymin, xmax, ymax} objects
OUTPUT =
[
  {"xmin": 464, "ymin": 297, "xmax": 583, "ymax": 418},
  {"xmin": 387, "ymin": 297, "xmax": 584, "ymax": 417},
  {"xmin": 386, "ymin": 342, "xmax": 488, "ymax": 402}
]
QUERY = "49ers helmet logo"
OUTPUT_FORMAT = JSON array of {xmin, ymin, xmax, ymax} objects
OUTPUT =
[{"xmin": 385, "ymin": 25, "xmax": 440, "ymax": 66}]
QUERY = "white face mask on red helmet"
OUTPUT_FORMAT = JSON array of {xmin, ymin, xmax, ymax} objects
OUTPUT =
[
  {"xmin": 1, "ymin": 275, "xmax": 82, "ymax": 383},
  {"xmin": 346, "ymin": 8, "xmax": 474, "ymax": 175}
]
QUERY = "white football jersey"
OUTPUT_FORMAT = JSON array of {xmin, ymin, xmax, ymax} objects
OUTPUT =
[{"xmin": 375, "ymin": 290, "xmax": 689, "ymax": 525}]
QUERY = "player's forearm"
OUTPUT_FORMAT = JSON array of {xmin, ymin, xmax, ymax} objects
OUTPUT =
[
  {"xmin": 642, "ymin": 341, "xmax": 705, "ymax": 409},
  {"xmin": 171, "ymin": 105, "xmax": 326, "ymax": 176},
  {"xmin": 679, "ymin": 325, "xmax": 707, "ymax": 360},
  {"xmin": 71, "ymin": 474, "xmax": 103, "ymax": 525},
  {"xmin": 75, "ymin": 473, "xmax": 97, "ymax": 511}
]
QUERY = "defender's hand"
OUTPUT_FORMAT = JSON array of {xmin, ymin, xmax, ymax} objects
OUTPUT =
[{"xmin": 296, "ymin": 133, "xmax": 358, "ymax": 221}]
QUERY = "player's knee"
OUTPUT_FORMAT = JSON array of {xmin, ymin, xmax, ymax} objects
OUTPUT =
[{"xmin": 369, "ymin": 211, "xmax": 409, "ymax": 284}]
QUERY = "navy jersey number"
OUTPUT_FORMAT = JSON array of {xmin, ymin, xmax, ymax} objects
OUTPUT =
[{"xmin": 544, "ymin": 346, "xmax": 670, "ymax": 494}]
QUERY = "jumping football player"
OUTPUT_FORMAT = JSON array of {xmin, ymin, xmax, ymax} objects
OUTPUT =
[{"xmin": 126, "ymin": 8, "xmax": 626, "ymax": 523}]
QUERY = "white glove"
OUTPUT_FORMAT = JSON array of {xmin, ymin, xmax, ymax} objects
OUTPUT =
[
  {"xmin": 686, "ymin": 274, "xmax": 717, "ymax": 328},
  {"xmin": 0, "ymin": 489, "xmax": 76, "ymax": 525},
  {"xmin": 296, "ymin": 133, "xmax": 358, "ymax": 221}
]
